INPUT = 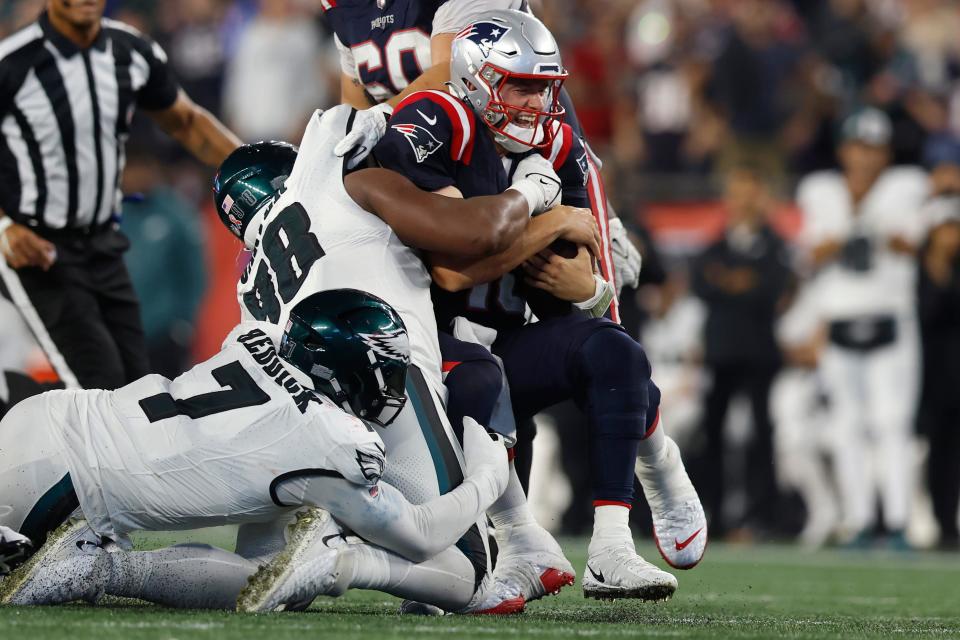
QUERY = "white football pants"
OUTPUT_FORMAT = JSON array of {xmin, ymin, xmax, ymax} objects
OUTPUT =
[{"xmin": 820, "ymin": 316, "xmax": 919, "ymax": 534}]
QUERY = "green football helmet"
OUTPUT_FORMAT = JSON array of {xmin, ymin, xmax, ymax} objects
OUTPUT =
[
  {"xmin": 279, "ymin": 289, "xmax": 409, "ymax": 427},
  {"xmin": 213, "ymin": 141, "xmax": 298, "ymax": 241}
]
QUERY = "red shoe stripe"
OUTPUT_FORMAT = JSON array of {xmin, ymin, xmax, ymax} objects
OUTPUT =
[
  {"xmin": 539, "ymin": 569, "xmax": 576, "ymax": 596},
  {"xmin": 471, "ymin": 596, "xmax": 526, "ymax": 615}
]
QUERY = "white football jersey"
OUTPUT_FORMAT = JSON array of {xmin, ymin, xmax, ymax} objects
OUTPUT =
[
  {"xmin": 237, "ymin": 106, "xmax": 443, "ymax": 383},
  {"xmin": 797, "ymin": 167, "xmax": 930, "ymax": 319},
  {"xmin": 55, "ymin": 321, "xmax": 385, "ymax": 539}
]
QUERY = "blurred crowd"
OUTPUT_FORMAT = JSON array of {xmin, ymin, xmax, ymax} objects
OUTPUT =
[{"xmin": 2, "ymin": 0, "xmax": 960, "ymax": 550}]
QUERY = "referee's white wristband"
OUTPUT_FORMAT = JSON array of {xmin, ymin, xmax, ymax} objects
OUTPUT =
[
  {"xmin": 0, "ymin": 216, "xmax": 13, "ymax": 237},
  {"xmin": 574, "ymin": 274, "xmax": 616, "ymax": 318}
]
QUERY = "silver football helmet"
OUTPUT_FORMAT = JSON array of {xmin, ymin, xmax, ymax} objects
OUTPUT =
[{"xmin": 449, "ymin": 9, "xmax": 567, "ymax": 153}]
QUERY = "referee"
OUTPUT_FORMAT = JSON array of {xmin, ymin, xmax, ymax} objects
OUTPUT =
[{"xmin": 0, "ymin": 1, "xmax": 241, "ymax": 390}]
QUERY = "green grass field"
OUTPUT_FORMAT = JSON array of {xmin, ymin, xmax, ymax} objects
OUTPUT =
[{"xmin": 1, "ymin": 528, "xmax": 959, "ymax": 640}]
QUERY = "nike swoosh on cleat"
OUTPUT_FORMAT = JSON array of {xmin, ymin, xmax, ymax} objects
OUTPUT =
[
  {"xmin": 417, "ymin": 109, "xmax": 438, "ymax": 126},
  {"xmin": 75, "ymin": 540, "xmax": 99, "ymax": 553},
  {"xmin": 675, "ymin": 528, "xmax": 704, "ymax": 551},
  {"xmin": 587, "ymin": 564, "xmax": 605, "ymax": 583},
  {"xmin": 321, "ymin": 533, "xmax": 347, "ymax": 548}
]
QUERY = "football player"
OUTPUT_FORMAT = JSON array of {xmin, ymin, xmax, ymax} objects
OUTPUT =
[
  {"xmin": 372, "ymin": 10, "xmax": 707, "ymax": 601},
  {"xmin": 797, "ymin": 108, "xmax": 929, "ymax": 547},
  {"xmin": 0, "ymin": 289, "xmax": 512, "ymax": 613},
  {"xmin": 219, "ymin": 105, "xmax": 596, "ymax": 611},
  {"xmin": 321, "ymin": 0, "xmax": 640, "ymax": 300},
  {"xmin": 321, "ymin": 0, "xmax": 633, "ymax": 605},
  {"xmin": 93, "ymin": 106, "xmax": 593, "ymax": 614},
  {"xmin": 2, "ymin": 109, "xmax": 599, "ymax": 613}
]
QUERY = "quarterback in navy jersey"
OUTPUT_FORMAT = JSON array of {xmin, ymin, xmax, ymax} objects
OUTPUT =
[
  {"xmin": 321, "ymin": 0, "xmax": 640, "ymax": 303},
  {"xmin": 373, "ymin": 10, "xmax": 708, "ymax": 602},
  {"xmin": 378, "ymin": 90, "xmax": 594, "ymax": 331}
]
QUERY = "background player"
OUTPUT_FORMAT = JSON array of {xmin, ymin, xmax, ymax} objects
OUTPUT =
[
  {"xmin": 0, "ymin": 290, "xmax": 511, "ymax": 614},
  {"xmin": 798, "ymin": 108, "xmax": 929, "ymax": 548},
  {"xmin": 373, "ymin": 10, "xmax": 705, "ymax": 601}
]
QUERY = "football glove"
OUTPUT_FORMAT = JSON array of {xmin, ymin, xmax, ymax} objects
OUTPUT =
[
  {"xmin": 508, "ymin": 153, "xmax": 562, "ymax": 216},
  {"xmin": 462, "ymin": 416, "xmax": 509, "ymax": 497},
  {"xmin": 333, "ymin": 102, "xmax": 394, "ymax": 169},
  {"xmin": 608, "ymin": 216, "xmax": 643, "ymax": 292}
]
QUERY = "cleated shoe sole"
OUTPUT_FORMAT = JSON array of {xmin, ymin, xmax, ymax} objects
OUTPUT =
[
  {"xmin": 236, "ymin": 509, "xmax": 347, "ymax": 613},
  {"xmin": 0, "ymin": 519, "xmax": 105, "ymax": 605},
  {"xmin": 582, "ymin": 580, "xmax": 675, "ymax": 601}
]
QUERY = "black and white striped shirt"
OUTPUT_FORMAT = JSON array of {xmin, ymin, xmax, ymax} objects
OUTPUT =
[{"xmin": 0, "ymin": 12, "xmax": 179, "ymax": 232}]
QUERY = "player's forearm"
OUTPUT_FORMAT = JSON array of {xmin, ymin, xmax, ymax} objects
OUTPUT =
[
  {"xmin": 341, "ymin": 73, "xmax": 374, "ymax": 109},
  {"xmin": 400, "ymin": 189, "xmax": 528, "ymax": 257},
  {"xmin": 356, "ymin": 169, "xmax": 528, "ymax": 257},
  {"xmin": 361, "ymin": 476, "xmax": 499, "ymax": 563},
  {"xmin": 430, "ymin": 208, "xmax": 567, "ymax": 291},
  {"xmin": 289, "ymin": 471, "xmax": 499, "ymax": 564}
]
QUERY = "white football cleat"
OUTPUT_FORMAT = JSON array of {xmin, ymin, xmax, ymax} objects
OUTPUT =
[
  {"xmin": 458, "ymin": 574, "xmax": 526, "ymax": 615},
  {"xmin": 581, "ymin": 542, "xmax": 677, "ymax": 601},
  {"xmin": 635, "ymin": 436, "xmax": 707, "ymax": 569},
  {"xmin": 236, "ymin": 509, "xmax": 352, "ymax": 613},
  {"xmin": 492, "ymin": 523, "xmax": 575, "ymax": 602},
  {"xmin": 0, "ymin": 518, "xmax": 109, "ymax": 606}
]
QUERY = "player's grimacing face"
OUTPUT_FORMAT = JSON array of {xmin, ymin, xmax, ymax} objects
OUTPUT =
[
  {"xmin": 48, "ymin": 0, "xmax": 105, "ymax": 29},
  {"xmin": 500, "ymin": 78, "xmax": 550, "ymax": 128}
]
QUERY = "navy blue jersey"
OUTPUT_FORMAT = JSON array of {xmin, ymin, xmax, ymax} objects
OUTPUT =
[
  {"xmin": 375, "ymin": 90, "xmax": 506, "ymax": 195},
  {"xmin": 322, "ymin": 0, "xmax": 444, "ymax": 103},
  {"xmin": 374, "ymin": 90, "xmax": 600, "ymax": 330}
]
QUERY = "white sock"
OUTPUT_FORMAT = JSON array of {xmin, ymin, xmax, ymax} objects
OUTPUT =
[
  {"xmin": 488, "ymin": 460, "xmax": 536, "ymax": 530},
  {"xmin": 105, "ymin": 544, "xmax": 257, "ymax": 609},
  {"xmin": 588, "ymin": 505, "xmax": 633, "ymax": 555},
  {"xmin": 635, "ymin": 411, "xmax": 666, "ymax": 461},
  {"xmin": 348, "ymin": 542, "xmax": 477, "ymax": 611}
]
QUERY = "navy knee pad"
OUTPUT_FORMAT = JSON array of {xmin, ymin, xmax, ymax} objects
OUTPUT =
[{"xmin": 575, "ymin": 327, "xmax": 654, "ymax": 505}]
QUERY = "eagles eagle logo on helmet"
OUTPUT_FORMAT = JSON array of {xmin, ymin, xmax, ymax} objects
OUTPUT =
[{"xmin": 358, "ymin": 328, "xmax": 410, "ymax": 364}]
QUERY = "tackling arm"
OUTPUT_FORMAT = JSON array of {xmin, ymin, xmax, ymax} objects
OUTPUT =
[
  {"xmin": 431, "ymin": 205, "xmax": 601, "ymax": 292},
  {"xmin": 344, "ymin": 168, "xmax": 528, "ymax": 257},
  {"xmin": 284, "ymin": 474, "xmax": 495, "ymax": 563},
  {"xmin": 276, "ymin": 418, "xmax": 508, "ymax": 563}
]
